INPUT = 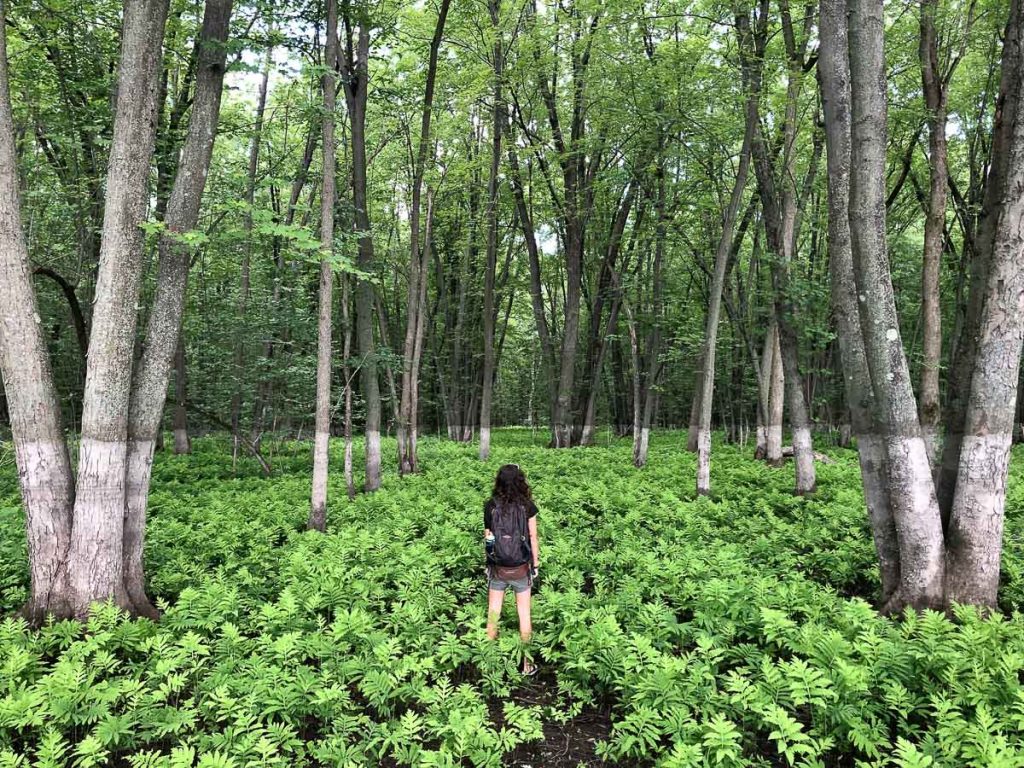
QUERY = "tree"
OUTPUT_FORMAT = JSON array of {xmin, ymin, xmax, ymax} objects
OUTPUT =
[
  {"xmin": 340, "ymin": 2, "xmax": 381, "ymax": 491},
  {"xmin": 0, "ymin": 0, "xmax": 173, "ymax": 621},
  {"xmin": 747, "ymin": 0, "xmax": 818, "ymax": 496},
  {"xmin": 941, "ymin": 0, "xmax": 1024, "ymax": 606},
  {"xmin": 230, "ymin": 38, "xmax": 272, "ymax": 458},
  {"xmin": 822, "ymin": 0, "xmax": 1024, "ymax": 610},
  {"xmin": 310, "ymin": 0, "xmax": 338, "ymax": 532},
  {"xmin": 479, "ymin": 0, "xmax": 503, "ymax": 462},
  {"xmin": 512, "ymin": 0, "xmax": 603, "ymax": 448},
  {"xmin": 398, "ymin": 0, "xmax": 451, "ymax": 473},
  {"xmin": 0, "ymin": 0, "xmax": 75, "ymax": 622},
  {"xmin": 125, "ymin": 0, "xmax": 234, "ymax": 614},
  {"xmin": 694, "ymin": 5, "xmax": 759, "ymax": 495},
  {"xmin": 917, "ymin": 0, "xmax": 976, "ymax": 462},
  {"xmin": 819, "ymin": 0, "xmax": 901, "ymax": 603}
]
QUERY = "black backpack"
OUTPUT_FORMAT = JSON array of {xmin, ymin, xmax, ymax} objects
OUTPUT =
[{"xmin": 491, "ymin": 500, "xmax": 531, "ymax": 567}]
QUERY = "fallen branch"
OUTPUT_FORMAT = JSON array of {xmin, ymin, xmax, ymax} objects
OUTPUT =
[{"xmin": 178, "ymin": 401, "xmax": 273, "ymax": 476}]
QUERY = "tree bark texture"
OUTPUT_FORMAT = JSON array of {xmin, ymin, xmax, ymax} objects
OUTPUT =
[
  {"xmin": 819, "ymin": 0, "xmax": 901, "ymax": 604},
  {"xmin": 847, "ymin": 0, "xmax": 946, "ymax": 609},
  {"xmin": 125, "ymin": 0, "xmax": 232, "ymax": 617},
  {"xmin": 399, "ymin": 0, "xmax": 450, "ymax": 472},
  {"xmin": 342, "ymin": 20, "xmax": 381, "ymax": 491},
  {"xmin": 766, "ymin": 323, "xmax": 785, "ymax": 466},
  {"xmin": 0, "ymin": 0, "xmax": 76, "ymax": 622},
  {"xmin": 68, "ymin": 0, "xmax": 170, "ymax": 617},
  {"xmin": 309, "ymin": 0, "xmax": 338, "ymax": 531},
  {"xmin": 696, "ymin": 31, "xmax": 758, "ymax": 495},
  {"xmin": 944, "ymin": 0, "xmax": 1024, "ymax": 606},
  {"xmin": 917, "ymin": 0, "xmax": 950, "ymax": 463}
]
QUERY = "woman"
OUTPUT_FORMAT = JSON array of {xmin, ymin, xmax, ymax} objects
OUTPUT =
[{"xmin": 484, "ymin": 463, "xmax": 540, "ymax": 675}]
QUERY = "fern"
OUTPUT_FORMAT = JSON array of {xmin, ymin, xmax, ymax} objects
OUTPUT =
[{"xmin": 0, "ymin": 434, "xmax": 1023, "ymax": 766}]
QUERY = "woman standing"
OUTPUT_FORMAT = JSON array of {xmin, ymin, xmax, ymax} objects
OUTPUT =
[{"xmin": 484, "ymin": 464, "xmax": 540, "ymax": 675}]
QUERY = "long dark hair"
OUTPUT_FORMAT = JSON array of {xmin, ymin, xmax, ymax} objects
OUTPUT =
[{"xmin": 491, "ymin": 464, "xmax": 533, "ymax": 508}]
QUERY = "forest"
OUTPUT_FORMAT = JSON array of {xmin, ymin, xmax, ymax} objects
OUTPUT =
[{"xmin": 1, "ymin": 0, "xmax": 1024, "ymax": 764}]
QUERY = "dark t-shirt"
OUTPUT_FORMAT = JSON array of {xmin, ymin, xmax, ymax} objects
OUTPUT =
[{"xmin": 484, "ymin": 498, "xmax": 538, "ymax": 531}]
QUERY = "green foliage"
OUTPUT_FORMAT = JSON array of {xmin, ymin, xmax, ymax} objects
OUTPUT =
[{"xmin": 1, "ymin": 432, "xmax": 1024, "ymax": 766}]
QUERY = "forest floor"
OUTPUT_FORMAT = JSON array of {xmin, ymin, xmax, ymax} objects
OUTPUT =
[{"xmin": 1, "ymin": 430, "xmax": 1023, "ymax": 767}]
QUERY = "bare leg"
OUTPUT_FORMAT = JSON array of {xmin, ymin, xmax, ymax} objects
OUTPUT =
[
  {"xmin": 515, "ymin": 588, "xmax": 534, "ymax": 673},
  {"xmin": 486, "ymin": 588, "xmax": 504, "ymax": 640}
]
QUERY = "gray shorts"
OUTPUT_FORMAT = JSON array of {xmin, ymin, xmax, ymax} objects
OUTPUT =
[{"xmin": 488, "ymin": 568, "xmax": 532, "ymax": 594}]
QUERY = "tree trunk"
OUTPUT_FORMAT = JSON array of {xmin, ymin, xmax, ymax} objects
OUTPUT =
[
  {"xmin": 508, "ymin": 142, "xmax": 557, "ymax": 430},
  {"xmin": 527, "ymin": 8, "xmax": 601, "ymax": 448},
  {"xmin": 944, "ymin": 0, "xmax": 1024, "ymax": 607},
  {"xmin": 0, "ymin": 2, "xmax": 76, "ymax": 623},
  {"xmin": 341, "ymin": 274, "xmax": 355, "ymax": 500},
  {"xmin": 937, "ymin": 0, "xmax": 1018, "ymax": 524},
  {"xmin": 622, "ymin": 300, "xmax": 646, "ymax": 466},
  {"xmin": 173, "ymin": 334, "xmax": 190, "ymax": 454},
  {"xmin": 309, "ymin": 0, "xmax": 337, "ymax": 531},
  {"xmin": 408, "ymin": 191, "xmax": 435, "ymax": 466},
  {"xmin": 399, "ymin": 0, "xmax": 450, "ymax": 472},
  {"xmin": 746, "ymin": 1, "xmax": 817, "ymax": 494},
  {"xmin": 766, "ymin": 324, "xmax": 784, "ymax": 466},
  {"xmin": 342, "ymin": 21, "xmax": 381, "ymax": 491},
  {"xmin": 847, "ymin": 0, "xmax": 945, "ymax": 611},
  {"xmin": 776, "ymin": 307, "xmax": 816, "ymax": 493},
  {"xmin": 67, "ymin": 0, "xmax": 170, "ymax": 618},
  {"xmin": 124, "ymin": 0, "xmax": 232, "ymax": 617},
  {"xmin": 696, "ymin": 45, "xmax": 758, "ymax": 494},
  {"xmin": 917, "ymin": 0, "xmax": 949, "ymax": 463},
  {"xmin": 478, "ymin": 0, "xmax": 502, "ymax": 461},
  {"xmin": 230, "ymin": 42, "xmax": 271, "ymax": 458},
  {"xmin": 634, "ymin": 181, "xmax": 666, "ymax": 467},
  {"xmin": 819, "ymin": 0, "xmax": 901, "ymax": 604},
  {"xmin": 754, "ymin": 322, "xmax": 773, "ymax": 459}
]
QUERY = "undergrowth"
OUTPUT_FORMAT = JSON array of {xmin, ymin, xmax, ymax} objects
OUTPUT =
[{"xmin": 0, "ymin": 430, "xmax": 1023, "ymax": 767}]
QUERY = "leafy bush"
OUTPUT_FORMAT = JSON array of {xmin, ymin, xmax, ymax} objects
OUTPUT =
[{"xmin": 0, "ymin": 431, "xmax": 1022, "ymax": 766}]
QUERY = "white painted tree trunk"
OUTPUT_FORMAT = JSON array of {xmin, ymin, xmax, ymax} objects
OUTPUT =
[
  {"xmin": 847, "ymin": 0, "xmax": 945, "ymax": 610},
  {"xmin": 310, "ymin": 0, "xmax": 337, "ymax": 531},
  {"xmin": 754, "ymin": 324, "xmax": 774, "ymax": 460},
  {"xmin": 478, "ymin": 0, "xmax": 501, "ymax": 462},
  {"xmin": 623, "ymin": 301, "xmax": 648, "ymax": 468},
  {"xmin": 341, "ymin": 275, "xmax": 355, "ymax": 500},
  {"xmin": 766, "ymin": 325, "xmax": 784, "ymax": 466},
  {"xmin": 67, "ymin": 0, "xmax": 170, "ymax": 617},
  {"xmin": 819, "ymin": 0, "xmax": 901, "ymax": 602},
  {"xmin": 945, "ymin": 1, "xmax": 1024, "ymax": 606},
  {"xmin": 696, "ymin": 78, "xmax": 756, "ymax": 494},
  {"xmin": 0, "ymin": 5, "xmax": 75, "ymax": 622},
  {"xmin": 125, "ymin": 0, "xmax": 233, "ymax": 615},
  {"xmin": 342, "ymin": 23, "xmax": 381, "ymax": 492}
]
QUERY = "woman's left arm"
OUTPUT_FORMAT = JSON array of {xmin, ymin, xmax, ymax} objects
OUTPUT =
[{"xmin": 528, "ymin": 516, "xmax": 539, "ymax": 568}]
